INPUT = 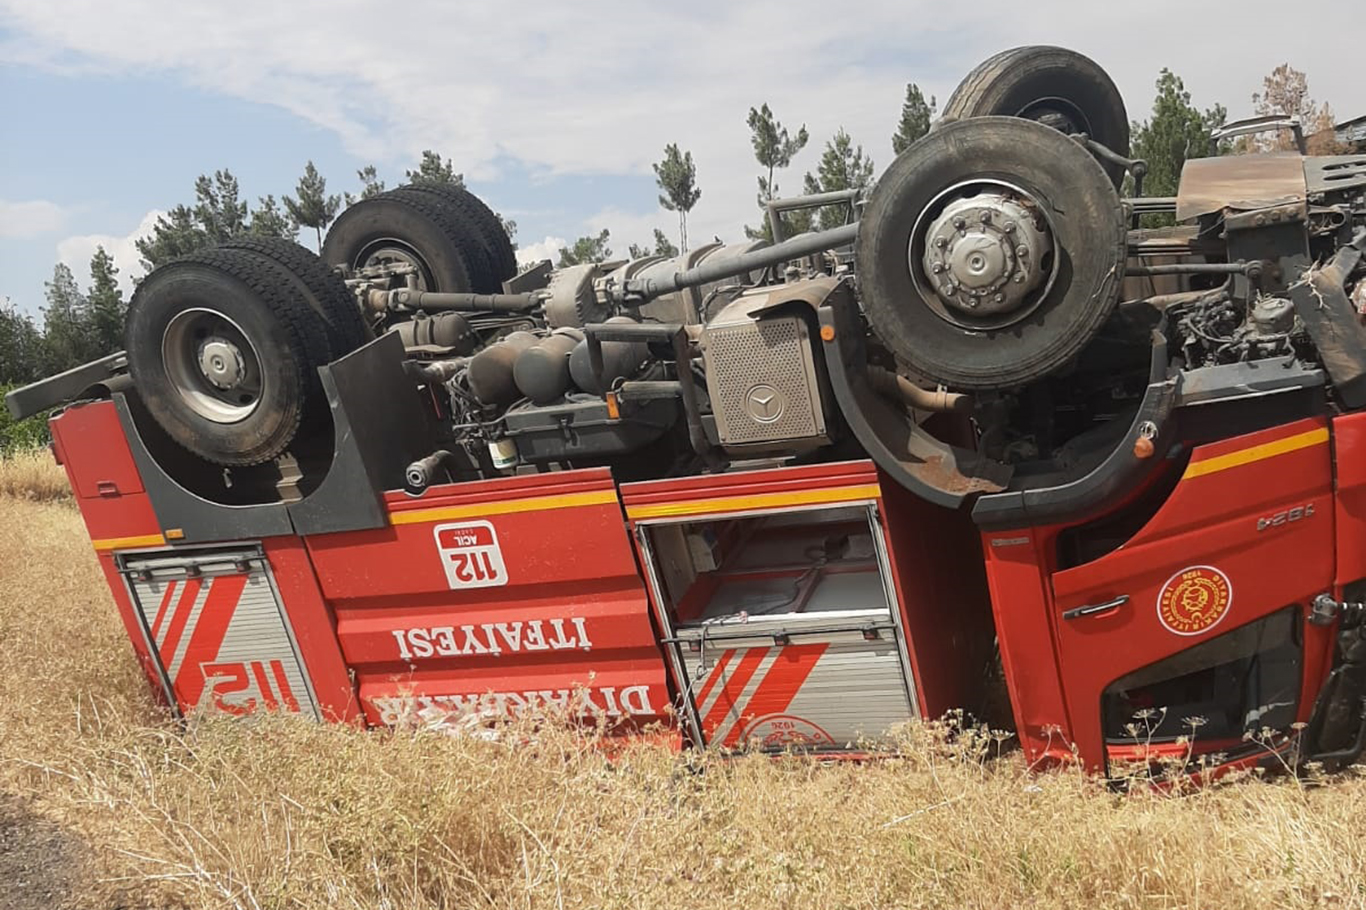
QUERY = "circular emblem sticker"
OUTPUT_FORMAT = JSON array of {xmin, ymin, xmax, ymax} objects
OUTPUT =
[
  {"xmin": 740, "ymin": 714, "xmax": 836, "ymax": 749},
  {"xmin": 1157, "ymin": 566, "xmax": 1232, "ymax": 636}
]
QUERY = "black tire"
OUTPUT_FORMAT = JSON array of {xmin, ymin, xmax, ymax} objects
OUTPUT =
[
  {"xmin": 220, "ymin": 237, "xmax": 372, "ymax": 354},
  {"xmin": 856, "ymin": 117, "xmax": 1126, "ymax": 390},
  {"xmin": 943, "ymin": 46, "xmax": 1129, "ymax": 188},
  {"xmin": 322, "ymin": 188, "xmax": 496, "ymax": 293},
  {"xmin": 399, "ymin": 183, "xmax": 518, "ymax": 286},
  {"xmin": 125, "ymin": 248, "xmax": 334, "ymax": 466}
]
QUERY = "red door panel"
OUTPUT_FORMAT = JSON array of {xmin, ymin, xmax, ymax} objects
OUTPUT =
[
  {"xmin": 1333, "ymin": 412, "xmax": 1366, "ymax": 588},
  {"xmin": 1050, "ymin": 418, "xmax": 1335, "ymax": 769}
]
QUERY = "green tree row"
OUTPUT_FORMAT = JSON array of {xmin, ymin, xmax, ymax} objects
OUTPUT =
[{"xmin": 2, "ymin": 151, "xmax": 506, "ymax": 388}]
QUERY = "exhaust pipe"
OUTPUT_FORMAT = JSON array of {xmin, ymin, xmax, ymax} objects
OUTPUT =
[{"xmin": 866, "ymin": 366, "xmax": 971, "ymax": 413}]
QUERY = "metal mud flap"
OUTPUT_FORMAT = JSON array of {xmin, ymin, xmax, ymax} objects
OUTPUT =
[{"xmin": 117, "ymin": 546, "xmax": 320, "ymax": 719}]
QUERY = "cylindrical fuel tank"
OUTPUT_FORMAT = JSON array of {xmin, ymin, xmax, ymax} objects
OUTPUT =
[
  {"xmin": 569, "ymin": 316, "xmax": 650, "ymax": 395},
  {"xmin": 467, "ymin": 331, "xmax": 538, "ymax": 406},
  {"xmin": 514, "ymin": 328, "xmax": 584, "ymax": 404}
]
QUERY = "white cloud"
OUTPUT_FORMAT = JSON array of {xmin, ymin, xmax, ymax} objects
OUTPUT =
[
  {"xmin": 1, "ymin": 1, "xmax": 1359, "ymax": 252},
  {"xmin": 516, "ymin": 236, "xmax": 566, "ymax": 267},
  {"xmin": 0, "ymin": 199, "xmax": 67, "ymax": 238},
  {"xmin": 56, "ymin": 209, "xmax": 162, "ymax": 298}
]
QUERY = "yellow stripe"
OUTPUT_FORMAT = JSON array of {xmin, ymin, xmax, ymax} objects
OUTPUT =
[
  {"xmin": 626, "ymin": 483, "xmax": 882, "ymax": 520},
  {"xmin": 389, "ymin": 489, "xmax": 620, "ymax": 526},
  {"xmin": 1182, "ymin": 427, "xmax": 1329, "ymax": 480},
  {"xmin": 91, "ymin": 532, "xmax": 167, "ymax": 552}
]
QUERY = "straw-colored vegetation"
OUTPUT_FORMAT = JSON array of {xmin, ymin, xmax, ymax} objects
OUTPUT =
[
  {"xmin": 1, "ymin": 453, "xmax": 1364, "ymax": 909},
  {"xmin": 0, "ymin": 446, "xmax": 71, "ymax": 502}
]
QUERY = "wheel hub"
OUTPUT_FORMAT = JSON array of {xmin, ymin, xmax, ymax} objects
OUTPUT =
[
  {"xmin": 197, "ymin": 339, "xmax": 246, "ymax": 390},
  {"xmin": 918, "ymin": 191, "xmax": 1052, "ymax": 318},
  {"xmin": 161, "ymin": 308, "xmax": 263, "ymax": 424}
]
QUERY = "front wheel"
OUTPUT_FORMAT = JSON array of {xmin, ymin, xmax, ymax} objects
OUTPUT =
[{"xmin": 857, "ymin": 117, "xmax": 1127, "ymax": 390}]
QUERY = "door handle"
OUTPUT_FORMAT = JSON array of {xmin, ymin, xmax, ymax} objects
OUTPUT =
[{"xmin": 1063, "ymin": 595, "xmax": 1129, "ymax": 621}]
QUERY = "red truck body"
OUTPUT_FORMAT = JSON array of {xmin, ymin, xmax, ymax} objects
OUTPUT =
[{"xmin": 50, "ymin": 397, "xmax": 1366, "ymax": 777}]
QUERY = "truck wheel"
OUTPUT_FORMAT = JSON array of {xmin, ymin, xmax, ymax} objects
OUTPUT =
[
  {"xmin": 857, "ymin": 117, "xmax": 1126, "ymax": 390},
  {"xmin": 125, "ymin": 248, "xmax": 334, "ymax": 466},
  {"xmin": 942, "ymin": 46, "xmax": 1129, "ymax": 187},
  {"xmin": 221, "ymin": 236, "xmax": 372, "ymax": 353},
  {"xmin": 399, "ymin": 183, "xmax": 518, "ymax": 286},
  {"xmin": 322, "ymin": 188, "xmax": 497, "ymax": 294}
]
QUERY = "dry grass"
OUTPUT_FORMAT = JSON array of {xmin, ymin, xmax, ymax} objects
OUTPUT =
[
  {"xmin": 1, "ymin": 489, "xmax": 1365, "ymax": 909},
  {"xmin": 0, "ymin": 447, "xmax": 72, "ymax": 501}
]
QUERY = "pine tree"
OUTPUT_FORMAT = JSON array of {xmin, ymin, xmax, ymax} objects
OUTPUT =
[
  {"xmin": 652, "ymin": 228, "xmax": 679, "ymax": 258},
  {"xmin": 892, "ymin": 84, "xmax": 936, "ymax": 155},
  {"xmin": 284, "ymin": 161, "xmax": 341, "ymax": 251},
  {"xmin": 802, "ymin": 129, "xmax": 875, "ymax": 230},
  {"xmin": 406, "ymin": 151, "xmax": 464, "ymax": 187},
  {"xmin": 1131, "ymin": 70, "xmax": 1227, "ymax": 202},
  {"xmin": 344, "ymin": 165, "xmax": 388, "ymax": 206},
  {"xmin": 87, "ymin": 246, "xmax": 126, "ymax": 356},
  {"xmin": 248, "ymin": 195, "xmax": 294, "ymax": 237},
  {"xmin": 193, "ymin": 170, "xmax": 249, "ymax": 243},
  {"xmin": 745, "ymin": 104, "xmax": 809, "ymax": 241},
  {"xmin": 557, "ymin": 229, "xmax": 612, "ymax": 266},
  {"xmin": 138, "ymin": 171, "xmax": 299, "ymax": 270},
  {"xmin": 653, "ymin": 144, "xmax": 702, "ymax": 252},
  {"xmin": 136, "ymin": 204, "xmax": 206, "ymax": 272},
  {"xmin": 358, "ymin": 165, "xmax": 386, "ymax": 198},
  {"xmin": 0, "ymin": 299, "xmax": 48, "ymax": 385},
  {"xmin": 628, "ymin": 229, "xmax": 680, "ymax": 260},
  {"xmin": 41, "ymin": 263, "xmax": 97, "ymax": 370}
]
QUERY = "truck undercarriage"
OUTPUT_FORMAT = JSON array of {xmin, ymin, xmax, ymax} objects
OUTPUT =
[{"xmin": 9, "ymin": 46, "xmax": 1366, "ymax": 779}]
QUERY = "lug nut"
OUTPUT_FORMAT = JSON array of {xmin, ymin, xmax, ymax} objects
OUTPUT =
[
  {"xmin": 953, "ymin": 217, "xmax": 966, "ymax": 230},
  {"xmin": 931, "ymin": 262, "xmax": 944, "ymax": 274},
  {"xmin": 979, "ymin": 210, "xmax": 992, "ymax": 223},
  {"xmin": 1003, "ymin": 221, "xmax": 1016, "ymax": 233},
  {"xmin": 934, "ymin": 236, "xmax": 948, "ymax": 249},
  {"xmin": 1014, "ymin": 274, "xmax": 1025, "ymax": 283},
  {"xmin": 1016, "ymin": 245, "xmax": 1029, "ymax": 258},
  {"xmin": 994, "ymin": 293, "xmax": 1005, "ymax": 303}
]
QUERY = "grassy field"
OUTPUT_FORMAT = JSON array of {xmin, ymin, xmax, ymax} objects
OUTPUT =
[{"xmin": 1, "ymin": 452, "xmax": 1364, "ymax": 910}]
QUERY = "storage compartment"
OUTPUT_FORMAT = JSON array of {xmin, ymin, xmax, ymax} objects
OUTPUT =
[{"xmin": 638, "ymin": 502, "xmax": 918, "ymax": 751}]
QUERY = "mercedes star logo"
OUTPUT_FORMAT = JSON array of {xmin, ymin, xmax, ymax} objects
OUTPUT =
[{"xmin": 745, "ymin": 384, "xmax": 786, "ymax": 423}]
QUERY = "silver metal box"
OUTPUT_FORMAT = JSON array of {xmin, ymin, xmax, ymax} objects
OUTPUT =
[{"xmin": 702, "ymin": 292, "xmax": 828, "ymax": 448}]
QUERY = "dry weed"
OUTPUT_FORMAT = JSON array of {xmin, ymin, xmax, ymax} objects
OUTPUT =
[
  {"xmin": 0, "ymin": 446, "xmax": 72, "ymax": 502},
  {"xmin": 1, "ymin": 494, "xmax": 1364, "ymax": 909}
]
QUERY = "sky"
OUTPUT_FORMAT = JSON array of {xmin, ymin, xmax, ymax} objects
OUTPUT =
[{"xmin": 0, "ymin": 0, "xmax": 1360, "ymax": 322}]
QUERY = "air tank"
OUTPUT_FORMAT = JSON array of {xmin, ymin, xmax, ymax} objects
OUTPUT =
[
  {"xmin": 467, "ymin": 331, "xmax": 538, "ymax": 406},
  {"xmin": 569, "ymin": 315, "xmax": 650, "ymax": 395},
  {"xmin": 393, "ymin": 311, "xmax": 476, "ymax": 353},
  {"xmin": 513, "ymin": 328, "xmax": 584, "ymax": 404}
]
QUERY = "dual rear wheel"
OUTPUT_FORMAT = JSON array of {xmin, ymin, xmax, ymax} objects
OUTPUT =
[{"xmin": 126, "ymin": 187, "xmax": 515, "ymax": 465}]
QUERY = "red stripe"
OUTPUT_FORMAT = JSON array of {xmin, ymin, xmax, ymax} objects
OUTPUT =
[
  {"xmin": 722, "ymin": 643, "xmax": 829, "ymax": 747},
  {"xmin": 251, "ymin": 660, "xmax": 280, "ymax": 710},
  {"xmin": 701, "ymin": 648, "xmax": 769, "ymax": 740},
  {"xmin": 157, "ymin": 578, "xmax": 203, "ymax": 664},
  {"xmin": 173, "ymin": 575, "xmax": 247, "ymax": 709},
  {"xmin": 692, "ymin": 649, "xmax": 735, "ymax": 709},
  {"xmin": 269, "ymin": 660, "xmax": 300, "ymax": 712},
  {"xmin": 149, "ymin": 580, "xmax": 178, "ymax": 639}
]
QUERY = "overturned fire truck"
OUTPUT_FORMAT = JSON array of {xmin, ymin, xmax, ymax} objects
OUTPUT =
[{"xmin": 9, "ymin": 46, "xmax": 1365, "ymax": 778}]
